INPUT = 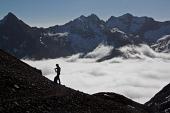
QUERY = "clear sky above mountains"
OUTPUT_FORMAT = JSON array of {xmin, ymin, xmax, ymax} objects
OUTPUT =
[{"xmin": 1, "ymin": 0, "xmax": 170, "ymax": 27}]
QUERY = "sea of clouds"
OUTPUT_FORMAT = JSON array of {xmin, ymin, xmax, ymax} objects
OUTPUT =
[{"xmin": 23, "ymin": 44, "xmax": 170, "ymax": 104}]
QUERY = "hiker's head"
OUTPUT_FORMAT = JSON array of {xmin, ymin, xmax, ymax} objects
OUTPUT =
[{"xmin": 56, "ymin": 64, "xmax": 59, "ymax": 67}]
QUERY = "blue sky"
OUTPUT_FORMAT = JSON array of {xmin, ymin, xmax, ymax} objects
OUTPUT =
[{"xmin": 1, "ymin": 0, "xmax": 170, "ymax": 27}]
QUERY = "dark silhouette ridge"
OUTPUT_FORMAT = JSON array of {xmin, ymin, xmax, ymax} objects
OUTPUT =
[{"xmin": 145, "ymin": 83, "xmax": 170, "ymax": 113}]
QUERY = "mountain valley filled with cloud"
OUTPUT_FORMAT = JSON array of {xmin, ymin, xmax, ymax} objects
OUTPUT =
[{"xmin": 23, "ymin": 44, "xmax": 170, "ymax": 104}]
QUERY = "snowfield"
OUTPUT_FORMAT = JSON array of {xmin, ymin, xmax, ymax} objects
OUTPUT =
[{"xmin": 23, "ymin": 44, "xmax": 170, "ymax": 104}]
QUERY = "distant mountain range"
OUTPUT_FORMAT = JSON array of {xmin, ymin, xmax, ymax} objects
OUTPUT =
[{"xmin": 0, "ymin": 12, "xmax": 170, "ymax": 59}]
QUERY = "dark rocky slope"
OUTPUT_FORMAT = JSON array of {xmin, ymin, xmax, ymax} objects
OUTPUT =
[
  {"xmin": 0, "ymin": 49, "xmax": 150, "ymax": 113},
  {"xmin": 145, "ymin": 83, "xmax": 170, "ymax": 113},
  {"xmin": 93, "ymin": 92, "xmax": 150, "ymax": 112}
]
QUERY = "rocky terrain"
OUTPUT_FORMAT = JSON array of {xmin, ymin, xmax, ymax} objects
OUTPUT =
[
  {"xmin": 1, "ymin": 12, "xmax": 170, "ymax": 59},
  {"xmin": 145, "ymin": 83, "xmax": 170, "ymax": 113}
]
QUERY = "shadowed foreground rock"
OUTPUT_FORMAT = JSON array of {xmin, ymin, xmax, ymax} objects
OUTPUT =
[
  {"xmin": 0, "ymin": 49, "xmax": 167, "ymax": 113},
  {"xmin": 145, "ymin": 83, "xmax": 170, "ymax": 113}
]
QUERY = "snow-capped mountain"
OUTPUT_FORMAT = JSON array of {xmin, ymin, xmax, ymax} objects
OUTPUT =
[
  {"xmin": 106, "ymin": 13, "xmax": 170, "ymax": 44},
  {"xmin": 151, "ymin": 35, "xmax": 170, "ymax": 53},
  {"xmin": 46, "ymin": 14, "xmax": 142, "ymax": 54},
  {"xmin": 106, "ymin": 13, "xmax": 146, "ymax": 33},
  {"xmin": 46, "ymin": 14, "xmax": 108, "ymax": 53},
  {"xmin": 0, "ymin": 12, "xmax": 137, "ymax": 59},
  {"xmin": 0, "ymin": 12, "xmax": 170, "ymax": 59}
]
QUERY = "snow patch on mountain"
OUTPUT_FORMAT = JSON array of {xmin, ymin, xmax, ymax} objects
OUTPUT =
[
  {"xmin": 157, "ymin": 35, "xmax": 170, "ymax": 42},
  {"xmin": 44, "ymin": 32, "xmax": 69, "ymax": 37},
  {"xmin": 39, "ymin": 37, "xmax": 47, "ymax": 47},
  {"xmin": 110, "ymin": 28, "xmax": 125, "ymax": 34},
  {"xmin": 151, "ymin": 35, "xmax": 170, "ymax": 53}
]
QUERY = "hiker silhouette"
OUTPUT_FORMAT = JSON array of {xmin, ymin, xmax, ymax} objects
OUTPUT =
[{"xmin": 54, "ymin": 64, "xmax": 61, "ymax": 84}]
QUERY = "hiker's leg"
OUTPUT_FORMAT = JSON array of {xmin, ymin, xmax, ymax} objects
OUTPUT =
[
  {"xmin": 59, "ymin": 78, "xmax": 61, "ymax": 85},
  {"xmin": 54, "ymin": 76, "xmax": 57, "ymax": 83}
]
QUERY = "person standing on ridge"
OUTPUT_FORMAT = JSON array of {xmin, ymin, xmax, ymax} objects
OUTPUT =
[{"xmin": 54, "ymin": 64, "xmax": 61, "ymax": 85}]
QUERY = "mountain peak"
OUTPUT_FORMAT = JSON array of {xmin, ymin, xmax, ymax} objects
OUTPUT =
[
  {"xmin": 6, "ymin": 12, "xmax": 18, "ymax": 19},
  {"xmin": 72, "ymin": 14, "xmax": 100, "ymax": 24},
  {"xmin": 2, "ymin": 12, "xmax": 19, "ymax": 23},
  {"xmin": 79, "ymin": 15, "xmax": 86, "ymax": 19},
  {"xmin": 119, "ymin": 13, "xmax": 133, "ymax": 19},
  {"xmin": 107, "ymin": 16, "xmax": 116, "ymax": 21},
  {"xmin": 76, "ymin": 15, "xmax": 86, "ymax": 21},
  {"xmin": 87, "ymin": 13, "xmax": 100, "ymax": 20},
  {"xmin": 7, "ymin": 12, "xmax": 16, "ymax": 17}
]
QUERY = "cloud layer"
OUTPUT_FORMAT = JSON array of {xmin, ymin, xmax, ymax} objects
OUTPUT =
[{"xmin": 23, "ymin": 44, "xmax": 170, "ymax": 104}]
